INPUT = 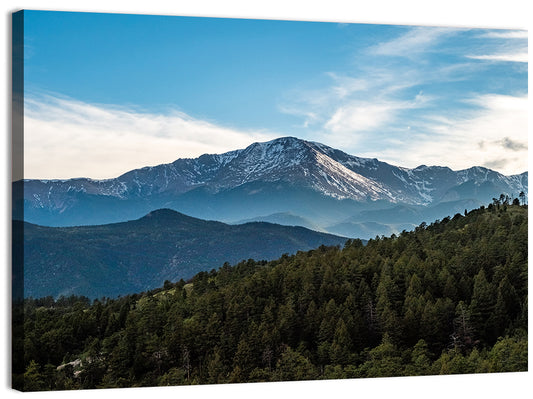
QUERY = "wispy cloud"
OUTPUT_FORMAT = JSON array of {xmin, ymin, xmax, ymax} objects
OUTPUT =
[
  {"xmin": 279, "ymin": 66, "xmax": 435, "ymax": 139},
  {"xmin": 327, "ymin": 72, "xmax": 369, "ymax": 99},
  {"xmin": 477, "ymin": 30, "xmax": 528, "ymax": 39},
  {"xmin": 467, "ymin": 52, "xmax": 528, "ymax": 63},
  {"xmin": 467, "ymin": 28, "xmax": 527, "ymax": 63},
  {"xmin": 369, "ymin": 26, "xmax": 458, "ymax": 58},
  {"xmin": 24, "ymin": 93, "xmax": 278, "ymax": 179},
  {"xmin": 323, "ymin": 92, "xmax": 431, "ymax": 135},
  {"xmin": 279, "ymin": 26, "xmax": 527, "ymax": 175}
]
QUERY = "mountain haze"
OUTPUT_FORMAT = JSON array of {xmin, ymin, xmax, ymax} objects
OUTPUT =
[{"xmin": 15, "ymin": 137, "xmax": 528, "ymax": 237}]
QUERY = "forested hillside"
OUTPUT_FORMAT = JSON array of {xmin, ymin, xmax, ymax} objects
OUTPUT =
[
  {"xmin": 16, "ymin": 208, "xmax": 348, "ymax": 299},
  {"xmin": 14, "ymin": 203, "xmax": 527, "ymax": 391}
]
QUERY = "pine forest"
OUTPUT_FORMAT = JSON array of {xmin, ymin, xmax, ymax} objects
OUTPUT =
[{"xmin": 13, "ymin": 203, "xmax": 528, "ymax": 390}]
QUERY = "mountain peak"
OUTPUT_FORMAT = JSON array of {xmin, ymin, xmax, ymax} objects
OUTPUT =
[
  {"xmin": 140, "ymin": 208, "xmax": 198, "ymax": 224},
  {"xmin": 144, "ymin": 208, "xmax": 181, "ymax": 218},
  {"xmin": 245, "ymin": 136, "xmax": 315, "ymax": 154},
  {"xmin": 18, "ymin": 136, "xmax": 528, "ymax": 228},
  {"xmin": 263, "ymin": 136, "xmax": 305, "ymax": 145}
]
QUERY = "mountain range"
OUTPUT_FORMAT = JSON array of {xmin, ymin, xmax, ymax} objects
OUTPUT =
[
  {"xmin": 14, "ymin": 208, "xmax": 349, "ymax": 299},
  {"xmin": 14, "ymin": 136, "xmax": 528, "ymax": 238}
]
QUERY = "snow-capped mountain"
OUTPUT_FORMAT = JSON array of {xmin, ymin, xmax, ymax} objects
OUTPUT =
[{"xmin": 15, "ymin": 137, "xmax": 528, "ymax": 234}]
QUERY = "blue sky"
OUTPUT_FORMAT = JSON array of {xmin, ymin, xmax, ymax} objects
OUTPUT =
[{"xmin": 22, "ymin": 10, "xmax": 528, "ymax": 178}]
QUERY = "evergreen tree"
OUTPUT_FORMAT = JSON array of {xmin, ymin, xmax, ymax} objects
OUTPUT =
[
  {"xmin": 274, "ymin": 346, "xmax": 317, "ymax": 381},
  {"xmin": 469, "ymin": 269, "xmax": 496, "ymax": 344},
  {"xmin": 329, "ymin": 319, "xmax": 352, "ymax": 366},
  {"xmin": 23, "ymin": 360, "xmax": 45, "ymax": 391}
]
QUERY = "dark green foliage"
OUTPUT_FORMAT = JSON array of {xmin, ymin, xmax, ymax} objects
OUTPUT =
[{"xmin": 13, "ymin": 204, "xmax": 527, "ymax": 390}]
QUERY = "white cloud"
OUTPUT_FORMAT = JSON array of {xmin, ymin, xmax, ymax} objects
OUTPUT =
[
  {"xmin": 321, "ymin": 103, "xmax": 396, "ymax": 148},
  {"xmin": 369, "ymin": 27, "xmax": 458, "ymax": 57},
  {"xmin": 478, "ymin": 30, "xmax": 528, "ymax": 39},
  {"xmin": 467, "ymin": 52, "xmax": 528, "ymax": 63},
  {"xmin": 468, "ymin": 29, "xmax": 527, "ymax": 63},
  {"xmin": 326, "ymin": 73, "xmax": 369, "ymax": 99},
  {"xmin": 374, "ymin": 94, "xmax": 528, "ymax": 175},
  {"xmin": 321, "ymin": 91, "xmax": 433, "ymax": 146},
  {"xmin": 279, "ymin": 65, "xmax": 435, "ymax": 142},
  {"xmin": 325, "ymin": 103, "xmax": 388, "ymax": 133},
  {"xmin": 23, "ymin": 94, "xmax": 278, "ymax": 179}
]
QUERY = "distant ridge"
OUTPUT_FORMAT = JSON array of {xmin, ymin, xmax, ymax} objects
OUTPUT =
[{"xmin": 15, "ymin": 208, "xmax": 349, "ymax": 299}]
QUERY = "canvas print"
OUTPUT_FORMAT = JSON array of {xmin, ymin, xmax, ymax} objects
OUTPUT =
[{"xmin": 11, "ymin": 10, "xmax": 527, "ymax": 391}]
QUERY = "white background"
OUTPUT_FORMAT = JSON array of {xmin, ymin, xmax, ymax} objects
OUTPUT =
[{"xmin": 1, "ymin": 1, "xmax": 531, "ymax": 398}]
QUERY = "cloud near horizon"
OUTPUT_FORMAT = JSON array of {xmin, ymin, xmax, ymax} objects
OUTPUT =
[
  {"xmin": 23, "ymin": 94, "xmax": 279, "ymax": 179},
  {"xmin": 24, "ymin": 89, "xmax": 527, "ymax": 180},
  {"xmin": 368, "ymin": 94, "xmax": 528, "ymax": 175}
]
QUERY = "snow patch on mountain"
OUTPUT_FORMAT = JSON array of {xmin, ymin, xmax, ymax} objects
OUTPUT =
[
  {"xmin": 312, "ymin": 149, "xmax": 393, "ymax": 201},
  {"xmin": 21, "ymin": 137, "xmax": 528, "ymax": 215}
]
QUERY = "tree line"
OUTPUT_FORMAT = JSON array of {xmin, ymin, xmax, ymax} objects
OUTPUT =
[{"xmin": 13, "ymin": 202, "xmax": 528, "ymax": 390}]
